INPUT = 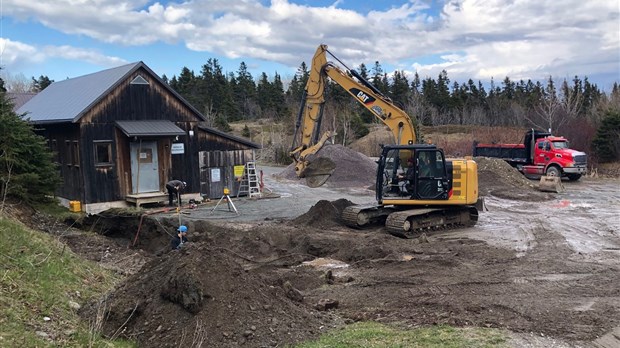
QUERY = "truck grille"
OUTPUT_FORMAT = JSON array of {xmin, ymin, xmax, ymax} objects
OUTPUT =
[{"xmin": 574, "ymin": 155, "xmax": 587, "ymax": 165}]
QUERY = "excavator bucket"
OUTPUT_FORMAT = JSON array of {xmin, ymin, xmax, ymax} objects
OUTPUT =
[
  {"xmin": 300, "ymin": 157, "xmax": 337, "ymax": 188},
  {"xmin": 538, "ymin": 176, "xmax": 564, "ymax": 193}
]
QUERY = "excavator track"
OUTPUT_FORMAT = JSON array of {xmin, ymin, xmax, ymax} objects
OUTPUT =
[
  {"xmin": 342, "ymin": 204, "xmax": 393, "ymax": 228},
  {"xmin": 385, "ymin": 207, "xmax": 479, "ymax": 238},
  {"xmin": 342, "ymin": 204, "xmax": 478, "ymax": 238}
]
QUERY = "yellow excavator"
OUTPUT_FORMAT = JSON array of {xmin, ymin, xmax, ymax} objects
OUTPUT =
[{"xmin": 290, "ymin": 44, "xmax": 480, "ymax": 237}]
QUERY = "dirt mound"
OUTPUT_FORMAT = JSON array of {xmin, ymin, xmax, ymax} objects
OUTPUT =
[
  {"xmin": 83, "ymin": 242, "xmax": 341, "ymax": 347},
  {"xmin": 293, "ymin": 199, "xmax": 355, "ymax": 229},
  {"xmin": 350, "ymin": 128, "xmax": 392, "ymax": 157},
  {"xmin": 278, "ymin": 144, "xmax": 377, "ymax": 188},
  {"xmin": 474, "ymin": 157, "xmax": 552, "ymax": 201}
]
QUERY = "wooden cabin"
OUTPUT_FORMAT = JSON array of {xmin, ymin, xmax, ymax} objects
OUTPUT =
[{"xmin": 17, "ymin": 62, "xmax": 260, "ymax": 213}]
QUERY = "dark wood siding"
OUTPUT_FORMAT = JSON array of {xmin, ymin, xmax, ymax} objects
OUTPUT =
[
  {"xmin": 81, "ymin": 67, "xmax": 202, "ymax": 125},
  {"xmin": 35, "ymin": 123, "xmax": 83, "ymax": 201},
  {"xmin": 80, "ymin": 122, "xmax": 120, "ymax": 203},
  {"xmin": 198, "ymin": 149, "xmax": 255, "ymax": 198}
]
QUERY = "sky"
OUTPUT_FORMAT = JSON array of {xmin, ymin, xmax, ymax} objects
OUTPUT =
[{"xmin": 1, "ymin": 0, "xmax": 619, "ymax": 91}]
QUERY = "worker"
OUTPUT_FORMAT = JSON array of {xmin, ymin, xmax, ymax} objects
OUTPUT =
[
  {"xmin": 171, "ymin": 225, "xmax": 188, "ymax": 249},
  {"xmin": 398, "ymin": 158, "xmax": 416, "ymax": 193},
  {"xmin": 166, "ymin": 180, "xmax": 186, "ymax": 207},
  {"xmin": 419, "ymin": 153, "xmax": 433, "ymax": 177}
]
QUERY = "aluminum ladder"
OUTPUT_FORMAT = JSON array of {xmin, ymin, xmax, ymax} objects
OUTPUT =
[{"xmin": 237, "ymin": 162, "xmax": 261, "ymax": 198}]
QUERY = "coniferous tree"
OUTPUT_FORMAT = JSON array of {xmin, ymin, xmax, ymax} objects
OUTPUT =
[
  {"xmin": 0, "ymin": 91, "xmax": 60, "ymax": 206},
  {"xmin": 390, "ymin": 70, "xmax": 410, "ymax": 108},
  {"xmin": 591, "ymin": 110, "xmax": 620, "ymax": 162},
  {"xmin": 234, "ymin": 62, "xmax": 258, "ymax": 120},
  {"xmin": 287, "ymin": 62, "xmax": 309, "ymax": 103},
  {"xmin": 31, "ymin": 75, "xmax": 54, "ymax": 91}
]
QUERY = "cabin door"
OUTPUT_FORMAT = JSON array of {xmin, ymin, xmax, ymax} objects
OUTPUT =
[{"xmin": 130, "ymin": 141, "xmax": 160, "ymax": 193}]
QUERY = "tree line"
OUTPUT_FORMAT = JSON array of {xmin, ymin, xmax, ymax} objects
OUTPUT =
[{"xmin": 164, "ymin": 58, "xmax": 619, "ymax": 162}]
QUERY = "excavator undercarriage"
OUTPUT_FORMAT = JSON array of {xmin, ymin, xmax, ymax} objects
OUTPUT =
[{"xmin": 342, "ymin": 204, "xmax": 479, "ymax": 238}]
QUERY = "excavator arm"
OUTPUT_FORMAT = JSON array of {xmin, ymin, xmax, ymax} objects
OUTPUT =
[{"xmin": 290, "ymin": 44, "xmax": 417, "ymax": 186}]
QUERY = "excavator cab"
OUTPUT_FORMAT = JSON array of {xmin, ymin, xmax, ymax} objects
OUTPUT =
[{"xmin": 377, "ymin": 145, "xmax": 450, "ymax": 202}]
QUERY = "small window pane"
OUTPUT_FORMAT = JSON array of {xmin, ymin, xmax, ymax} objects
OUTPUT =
[
  {"xmin": 72, "ymin": 141, "xmax": 79, "ymax": 166},
  {"xmin": 139, "ymin": 148, "xmax": 153, "ymax": 164},
  {"xmin": 95, "ymin": 143, "xmax": 112, "ymax": 165}
]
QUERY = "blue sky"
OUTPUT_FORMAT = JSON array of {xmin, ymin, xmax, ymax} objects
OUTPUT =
[{"xmin": 1, "ymin": 0, "xmax": 619, "ymax": 91}]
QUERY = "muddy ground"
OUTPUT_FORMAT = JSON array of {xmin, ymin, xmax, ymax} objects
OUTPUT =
[{"xmin": 20, "ymin": 157, "xmax": 620, "ymax": 348}]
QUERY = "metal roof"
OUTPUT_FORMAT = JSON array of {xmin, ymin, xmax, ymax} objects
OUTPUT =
[
  {"xmin": 16, "ymin": 62, "xmax": 141, "ymax": 123},
  {"xmin": 116, "ymin": 120, "xmax": 186, "ymax": 137},
  {"xmin": 197, "ymin": 125, "xmax": 261, "ymax": 149}
]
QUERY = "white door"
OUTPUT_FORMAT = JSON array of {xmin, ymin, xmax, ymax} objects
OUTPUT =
[{"xmin": 130, "ymin": 141, "xmax": 160, "ymax": 193}]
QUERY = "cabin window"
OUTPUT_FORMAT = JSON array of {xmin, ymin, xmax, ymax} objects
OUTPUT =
[
  {"xmin": 72, "ymin": 141, "xmax": 79, "ymax": 167},
  {"xmin": 130, "ymin": 75, "xmax": 149, "ymax": 85},
  {"xmin": 94, "ymin": 141, "xmax": 113, "ymax": 166},
  {"xmin": 65, "ymin": 140, "xmax": 71, "ymax": 166},
  {"xmin": 50, "ymin": 139, "xmax": 59, "ymax": 163}
]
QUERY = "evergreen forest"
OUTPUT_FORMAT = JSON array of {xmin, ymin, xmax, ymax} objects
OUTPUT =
[{"xmin": 164, "ymin": 58, "xmax": 620, "ymax": 163}]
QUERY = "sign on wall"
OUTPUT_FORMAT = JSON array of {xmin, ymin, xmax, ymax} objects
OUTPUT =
[
  {"xmin": 234, "ymin": 165, "xmax": 245, "ymax": 178},
  {"xmin": 211, "ymin": 168, "xmax": 221, "ymax": 182},
  {"xmin": 171, "ymin": 143, "xmax": 185, "ymax": 154}
]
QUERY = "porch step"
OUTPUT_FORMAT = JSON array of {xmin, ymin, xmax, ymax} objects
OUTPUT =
[{"xmin": 126, "ymin": 192, "xmax": 168, "ymax": 208}]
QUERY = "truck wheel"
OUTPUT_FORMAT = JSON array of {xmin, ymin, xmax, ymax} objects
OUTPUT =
[
  {"xmin": 546, "ymin": 166, "xmax": 561, "ymax": 177},
  {"xmin": 567, "ymin": 174, "xmax": 581, "ymax": 181}
]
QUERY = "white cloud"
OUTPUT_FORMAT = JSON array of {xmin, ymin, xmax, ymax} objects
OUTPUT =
[
  {"xmin": 0, "ymin": 38, "xmax": 126, "ymax": 76},
  {"xmin": 2, "ymin": 0, "xmax": 619, "ymax": 85},
  {"xmin": 0, "ymin": 38, "xmax": 45, "ymax": 67},
  {"xmin": 43, "ymin": 46, "xmax": 128, "ymax": 66}
]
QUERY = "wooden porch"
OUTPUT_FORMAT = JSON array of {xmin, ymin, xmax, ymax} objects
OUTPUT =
[{"xmin": 125, "ymin": 192, "xmax": 168, "ymax": 208}]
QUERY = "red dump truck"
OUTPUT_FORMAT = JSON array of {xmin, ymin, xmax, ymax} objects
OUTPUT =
[{"xmin": 473, "ymin": 129, "xmax": 587, "ymax": 181}]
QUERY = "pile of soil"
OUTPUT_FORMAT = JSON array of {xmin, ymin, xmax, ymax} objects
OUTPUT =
[
  {"xmin": 474, "ymin": 157, "xmax": 553, "ymax": 201},
  {"xmin": 293, "ymin": 199, "xmax": 355, "ymax": 229},
  {"xmin": 81, "ymin": 242, "xmax": 342, "ymax": 348},
  {"xmin": 278, "ymin": 144, "xmax": 377, "ymax": 188}
]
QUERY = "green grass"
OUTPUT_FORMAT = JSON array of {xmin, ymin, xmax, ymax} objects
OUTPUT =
[
  {"xmin": 294, "ymin": 321, "xmax": 508, "ymax": 348},
  {"xmin": 31, "ymin": 200, "xmax": 82, "ymax": 221},
  {"xmin": 0, "ymin": 217, "xmax": 134, "ymax": 347}
]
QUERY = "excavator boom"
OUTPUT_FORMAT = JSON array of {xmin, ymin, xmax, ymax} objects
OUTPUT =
[{"xmin": 290, "ymin": 44, "xmax": 417, "ymax": 186}]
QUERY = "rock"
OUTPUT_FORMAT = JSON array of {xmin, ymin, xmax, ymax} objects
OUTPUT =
[
  {"xmin": 68, "ymin": 300, "xmax": 81, "ymax": 310},
  {"xmin": 315, "ymin": 299, "xmax": 339, "ymax": 311},
  {"xmin": 418, "ymin": 233, "xmax": 429, "ymax": 243},
  {"xmin": 325, "ymin": 270, "xmax": 334, "ymax": 284},
  {"xmin": 35, "ymin": 331, "xmax": 49, "ymax": 338},
  {"xmin": 160, "ymin": 275, "xmax": 204, "ymax": 314},
  {"xmin": 283, "ymin": 281, "xmax": 304, "ymax": 302}
]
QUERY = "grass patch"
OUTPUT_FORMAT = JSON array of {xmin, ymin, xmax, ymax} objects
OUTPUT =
[
  {"xmin": 294, "ymin": 321, "xmax": 508, "ymax": 348},
  {"xmin": 31, "ymin": 200, "xmax": 82, "ymax": 222},
  {"xmin": 0, "ymin": 217, "xmax": 134, "ymax": 347}
]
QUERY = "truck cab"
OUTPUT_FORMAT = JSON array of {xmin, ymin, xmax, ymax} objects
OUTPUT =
[{"xmin": 525, "ymin": 136, "xmax": 587, "ymax": 180}]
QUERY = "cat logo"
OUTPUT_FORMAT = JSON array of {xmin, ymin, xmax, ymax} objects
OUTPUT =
[{"xmin": 350, "ymin": 88, "xmax": 375, "ymax": 105}]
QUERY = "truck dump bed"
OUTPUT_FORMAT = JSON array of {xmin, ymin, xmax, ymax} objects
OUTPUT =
[{"xmin": 473, "ymin": 143, "xmax": 528, "ymax": 165}]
